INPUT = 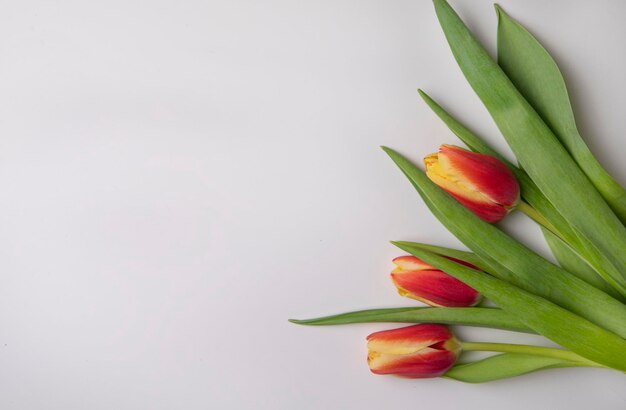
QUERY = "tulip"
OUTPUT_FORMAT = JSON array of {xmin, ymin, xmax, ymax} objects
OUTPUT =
[
  {"xmin": 391, "ymin": 255, "xmax": 481, "ymax": 307},
  {"xmin": 424, "ymin": 144, "xmax": 520, "ymax": 222},
  {"xmin": 367, "ymin": 324, "xmax": 461, "ymax": 378}
]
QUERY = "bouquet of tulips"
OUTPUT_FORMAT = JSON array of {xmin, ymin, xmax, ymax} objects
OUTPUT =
[{"xmin": 290, "ymin": 0, "xmax": 626, "ymax": 383}]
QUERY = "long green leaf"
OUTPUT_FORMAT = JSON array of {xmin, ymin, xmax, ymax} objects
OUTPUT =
[
  {"xmin": 496, "ymin": 5, "xmax": 626, "ymax": 224},
  {"xmin": 418, "ymin": 90, "xmax": 621, "ymax": 299},
  {"xmin": 392, "ymin": 242, "xmax": 484, "ymax": 268},
  {"xmin": 542, "ymin": 228, "xmax": 614, "ymax": 295},
  {"xmin": 445, "ymin": 353, "xmax": 583, "ymax": 383},
  {"xmin": 433, "ymin": 0, "xmax": 626, "ymax": 296},
  {"xmin": 382, "ymin": 146, "xmax": 626, "ymax": 338},
  {"xmin": 289, "ymin": 307, "xmax": 531, "ymax": 332},
  {"xmin": 391, "ymin": 244, "xmax": 626, "ymax": 371}
]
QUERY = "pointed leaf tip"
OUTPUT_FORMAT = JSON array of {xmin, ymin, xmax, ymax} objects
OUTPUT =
[{"xmin": 381, "ymin": 146, "xmax": 398, "ymax": 157}]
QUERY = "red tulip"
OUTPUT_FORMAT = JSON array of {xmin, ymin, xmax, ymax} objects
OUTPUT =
[
  {"xmin": 391, "ymin": 255, "xmax": 481, "ymax": 307},
  {"xmin": 424, "ymin": 144, "xmax": 520, "ymax": 223},
  {"xmin": 367, "ymin": 324, "xmax": 461, "ymax": 378}
]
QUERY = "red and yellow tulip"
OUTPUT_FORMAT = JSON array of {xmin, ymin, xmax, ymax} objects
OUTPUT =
[
  {"xmin": 367, "ymin": 324, "xmax": 461, "ymax": 378},
  {"xmin": 391, "ymin": 255, "xmax": 481, "ymax": 307},
  {"xmin": 424, "ymin": 144, "xmax": 520, "ymax": 223}
]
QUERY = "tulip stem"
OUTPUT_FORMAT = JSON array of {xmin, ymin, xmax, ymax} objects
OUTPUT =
[
  {"xmin": 517, "ymin": 201, "xmax": 565, "ymax": 241},
  {"xmin": 460, "ymin": 342, "xmax": 604, "ymax": 368}
]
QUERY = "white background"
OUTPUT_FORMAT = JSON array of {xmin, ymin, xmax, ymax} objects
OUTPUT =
[{"xmin": 0, "ymin": 0, "xmax": 624, "ymax": 409}]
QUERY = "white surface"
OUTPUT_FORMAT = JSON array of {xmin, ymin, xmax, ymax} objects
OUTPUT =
[{"xmin": 0, "ymin": 0, "xmax": 624, "ymax": 408}]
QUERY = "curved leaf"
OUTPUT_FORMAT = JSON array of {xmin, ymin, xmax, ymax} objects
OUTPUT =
[
  {"xmin": 289, "ymin": 306, "xmax": 531, "ymax": 332},
  {"xmin": 433, "ymin": 0, "xmax": 626, "ymax": 296},
  {"xmin": 445, "ymin": 353, "xmax": 583, "ymax": 383},
  {"xmin": 496, "ymin": 5, "xmax": 626, "ymax": 224}
]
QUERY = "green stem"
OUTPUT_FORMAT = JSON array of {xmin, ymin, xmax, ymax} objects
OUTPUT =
[
  {"xmin": 460, "ymin": 342, "xmax": 604, "ymax": 368},
  {"xmin": 517, "ymin": 201, "xmax": 566, "ymax": 241}
]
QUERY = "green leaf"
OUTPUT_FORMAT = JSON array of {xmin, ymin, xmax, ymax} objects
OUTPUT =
[
  {"xmin": 418, "ymin": 89, "xmax": 507, "ymax": 161},
  {"xmin": 391, "ymin": 243, "xmax": 626, "ymax": 371},
  {"xmin": 433, "ymin": 0, "xmax": 626, "ymax": 296},
  {"xmin": 382, "ymin": 146, "xmax": 626, "ymax": 338},
  {"xmin": 496, "ymin": 5, "xmax": 626, "ymax": 225},
  {"xmin": 289, "ymin": 306, "xmax": 531, "ymax": 332},
  {"xmin": 445, "ymin": 353, "xmax": 583, "ymax": 383},
  {"xmin": 542, "ymin": 228, "xmax": 617, "ymax": 296},
  {"xmin": 418, "ymin": 90, "xmax": 622, "ymax": 299},
  {"xmin": 392, "ymin": 242, "xmax": 484, "ymax": 268}
]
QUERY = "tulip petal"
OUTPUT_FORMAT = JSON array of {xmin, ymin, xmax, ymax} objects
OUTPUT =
[
  {"xmin": 439, "ymin": 144, "xmax": 520, "ymax": 207},
  {"xmin": 425, "ymin": 149, "xmax": 514, "ymax": 222},
  {"xmin": 369, "ymin": 349, "xmax": 457, "ymax": 378},
  {"xmin": 367, "ymin": 324, "xmax": 460, "ymax": 378},
  {"xmin": 392, "ymin": 269, "xmax": 481, "ymax": 307},
  {"xmin": 392, "ymin": 255, "xmax": 434, "ymax": 271},
  {"xmin": 445, "ymin": 192, "xmax": 509, "ymax": 223},
  {"xmin": 367, "ymin": 324, "xmax": 453, "ymax": 354},
  {"xmin": 424, "ymin": 151, "xmax": 496, "ymax": 207}
]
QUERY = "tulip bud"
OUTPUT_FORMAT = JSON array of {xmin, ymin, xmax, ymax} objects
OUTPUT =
[
  {"xmin": 390, "ymin": 255, "xmax": 481, "ymax": 307},
  {"xmin": 367, "ymin": 324, "xmax": 461, "ymax": 378},
  {"xmin": 391, "ymin": 255, "xmax": 481, "ymax": 307},
  {"xmin": 424, "ymin": 144, "xmax": 520, "ymax": 223}
]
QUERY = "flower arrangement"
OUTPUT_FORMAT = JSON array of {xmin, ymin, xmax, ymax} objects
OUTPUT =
[{"xmin": 290, "ymin": 0, "xmax": 626, "ymax": 383}]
